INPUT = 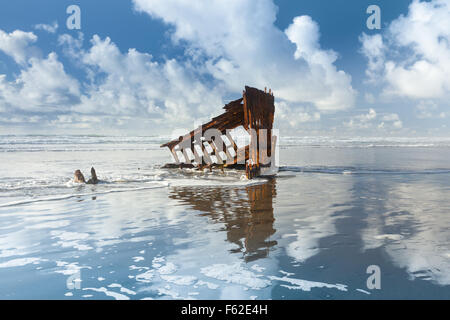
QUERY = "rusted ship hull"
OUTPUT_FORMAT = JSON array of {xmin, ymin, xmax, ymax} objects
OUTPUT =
[{"xmin": 161, "ymin": 86, "xmax": 277, "ymax": 179}]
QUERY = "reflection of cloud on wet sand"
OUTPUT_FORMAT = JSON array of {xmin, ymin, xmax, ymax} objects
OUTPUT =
[
  {"xmin": 138, "ymin": 181, "xmax": 281, "ymax": 299},
  {"xmin": 278, "ymin": 175, "xmax": 353, "ymax": 263},
  {"xmin": 362, "ymin": 181, "xmax": 450, "ymax": 285}
]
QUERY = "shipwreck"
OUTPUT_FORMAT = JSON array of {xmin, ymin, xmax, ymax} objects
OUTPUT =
[{"xmin": 161, "ymin": 86, "xmax": 277, "ymax": 179}]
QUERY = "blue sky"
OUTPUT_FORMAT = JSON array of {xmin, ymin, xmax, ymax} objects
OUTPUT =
[{"xmin": 0, "ymin": 0, "xmax": 449, "ymax": 136}]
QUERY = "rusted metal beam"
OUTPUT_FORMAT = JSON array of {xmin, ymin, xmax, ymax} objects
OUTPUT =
[{"xmin": 161, "ymin": 86, "xmax": 275, "ymax": 179}]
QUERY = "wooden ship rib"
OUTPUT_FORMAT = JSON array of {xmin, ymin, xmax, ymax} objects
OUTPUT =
[{"xmin": 161, "ymin": 86, "xmax": 276, "ymax": 179}]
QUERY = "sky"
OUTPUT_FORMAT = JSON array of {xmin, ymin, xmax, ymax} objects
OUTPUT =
[{"xmin": 0, "ymin": 0, "xmax": 449, "ymax": 136}]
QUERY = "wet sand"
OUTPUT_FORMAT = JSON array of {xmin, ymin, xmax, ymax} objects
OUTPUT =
[{"xmin": 0, "ymin": 137, "xmax": 449, "ymax": 299}]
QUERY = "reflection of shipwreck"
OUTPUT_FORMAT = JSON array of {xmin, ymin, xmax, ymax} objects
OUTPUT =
[
  {"xmin": 169, "ymin": 180, "xmax": 277, "ymax": 262},
  {"xmin": 161, "ymin": 86, "xmax": 276, "ymax": 179}
]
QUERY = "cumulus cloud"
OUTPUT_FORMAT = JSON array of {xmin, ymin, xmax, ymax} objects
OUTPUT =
[
  {"xmin": 0, "ymin": 30, "xmax": 223, "ymax": 127},
  {"xmin": 0, "ymin": 29, "xmax": 38, "ymax": 65},
  {"xmin": 345, "ymin": 108, "xmax": 402, "ymax": 130},
  {"xmin": 360, "ymin": 0, "xmax": 450, "ymax": 99},
  {"xmin": 1, "ymin": 0, "xmax": 358, "ymax": 132},
  {"xmin": 34, "ymin": 21, "xmax": 59, "ymax": 34},
  {"xmin": 362, "ymin": 108, "xmax": 377, "ymax": 121},
  {"xmin": 275, "ymin": 101, "xmax": 320, "ymax": 128},
  {"xmin": 133, "ymin": 0, "xmax": 356, "ymax": 112},
  {"xmin": 0, "ymin": 29, "xmax": 80, "ymax": 115},
  {"xmin": 76, "ymin": 35, "xmax": 224, "ymax": 124},
  {"xmin": 0, "ymin": 114, "xmax": 41, "ymax": 124},
  {"xmin": 359, "ymin": 33, "xmax": 384, "ymax": 83},
  {"xmin": 414, "ymin": 100, "xmax": 448, "ymax": 119},
  {"xmin": 380, "ymin": 113, "xmax": 403, "ymax": 129},
  {"xmin": 344, "ymin": 108, "xmax": 377, "ymax": 129},
  {"xmin": 382, "ymin": 113, "xmax": 399, "ymax": 122},
  {"xmin": 0, "ymin": 52, "xmax": 80, "ymax": 113},
  {"xmin": 364, "ymin": 92, "xmax": 376, "ymax": 104}
]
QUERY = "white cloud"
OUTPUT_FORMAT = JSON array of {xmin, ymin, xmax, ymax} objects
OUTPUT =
[
  {"xmin": 382, "ymin": 113, "xmax": 399, "ymax": 122},
  {"xmin": 381, "ymin": 113, "xmax": 403, "ymax": 129},
  {"xmin": 0, "ymin": 29, "xmax": 81, "ymax": 116},
  {"xmin": 275, "ymin": 101, "xmax": 320, "ymax": 128},
  {"xmin": 34, "ymin": 21, "xmax": 59, "ymax": 34},
  {"xmin": 0, "ymin": 51, "xmax": 80, "ymax": 113},
  {"xmin": 133, "ymin": 0, "xmax": 356, "ymax": 112},
  {"xmin": 1, "ymin": 0, "xmax": 359, "ymax": 132},
  {"xmin": 58, "ymin": 32, "xmax": 84, "ymax": 58},
  {"xmin": 360, "ymin": 0, "xmax": 450, "ymax": 99},
  {"xmin": 344, "ymin": 109, "xmax": 402, "ymax": 131},
  {"xmin": 0, "ymin": 29, "xmax": 37, "ymax": 65},
  {"xmin": 414, "ymin": 100, "xmax": 448, "ymax": 119},
  {"xmin": 75, "ymin": 35, "xmax": 223, "ymax": 126},
  {"xmin": 393, "ymin": 120, "xmax": 403, "ymax": 129},
  {"xmin": 18, "ymin": 53, "xmax": 80, "ymax": 110},
  {"xmin": 364, "ymin": 92, "xmax": 375, "ymax": 104},
  {"xmin": 364, "ymin": 108, "xmax": 377, "ymax": 121},
  {"xmin": 0, "ymin": 29, "xmax": 223, "ymax": 128},
  {"xmin": 344, "ymin": 108, "xmax": 377, "ymax": 129},
  {"xmin": 359, "ymin": 33, "xmax": 384, "ymax": 83},
  {"xmin": 50, "ymin": 114, "xmax": 103, "ymax": 129},
  {"xmin": 0, "ymin": 114, "xmax": 41, "ymax": 123}
]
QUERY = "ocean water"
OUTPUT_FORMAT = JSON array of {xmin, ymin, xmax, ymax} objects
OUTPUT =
[{"xmin": 0, "ymin": 135, "xmax": 449, "ymax": 299}]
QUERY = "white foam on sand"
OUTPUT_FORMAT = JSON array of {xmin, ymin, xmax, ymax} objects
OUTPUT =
[
  {"xmin": 356, "ymin": 288, "xmax": 371, "ymax": 295},
  {"xmin": 269, "ymin": 275, "xmax": 347, "ymax": 292},
  {"xmin": 0, "ymin": 247, "xmax": 29, "ymax": 258},
  {"xmin": 51, "ymin": 231, "xmax": 90, "ymax": 241},
  {"xmin": 151, "ymin": 256, "xmax": 165, "ymax": 268},
  {"xmin": 132, "ymin": 256, "xmax": 145, "ymax": 262},
  {"xmin": 374, "ymin": 234, "xmax": 404, "ymax": 241},
  {"xmin": 0, "ymin": 257, "xmax": 44, "ymax": 268},
  {"xmin": 54, "ymin": 260, "xmax": 90, "ymax": 276},
  {"xmin": 157, "ymin": 287, "xmax": 183, "ymax": 300},
  {"xmin": 165, "ymin": 177, "xmax": 267, "ymax": 188},
  {"xmin": 129, "ymin": 265, "xmax": 149, "ymax": 271},
  {"xmin": 83, "ymin": 287, "xmax": 130, "ymax": 300},
  {"xmin": 108, "ymin": 283, "xmax": 136, "ymax": 295},
  {"xmin": 0, "ymin": 183, "xmax": 167, "ymax": 208},
  {"xmin": 160, "ymin": 275, "xmax": 197, "ymax": 286},
  {"xmin": 279, "ymin": 270, "xmax": 295, "ymax": 276},
  {"xmin": 135, "ymin": 270, "xmax": 154, "ymax": 283},
  {"xmin": 151, "ymin": 257, "xmax": 177, "ymax": 275},
  {"xmin": 194, "ymin": 280, "xmax": 219, "ymax": 290},
  {"xmin": 200, "ymin": 263, "xmax": 271, "ymax": 290},
  {"xmin": 158, "ymin": 262, "xmax": 177, "ymax": 275},
  {"xmin": 25, "ymin": 220, "xmax": 70, "ymax": 230},
  {"xmin": 50, "ymin": 231, "xmax": 92, "ymax": 251},
  {"xmin": 250, "ymin": 264, "xmax": 265, "ymax": 272}
]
